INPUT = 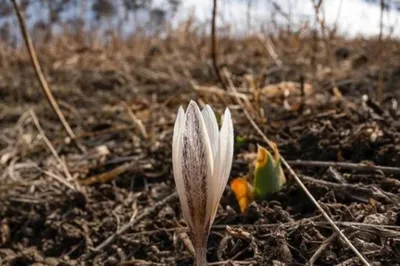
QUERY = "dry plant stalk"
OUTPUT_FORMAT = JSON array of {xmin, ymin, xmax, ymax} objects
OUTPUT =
[
  {"xmin": 311, "ymin": 0, "xmax": 337, "ymax": 91},
  {"xmin": 211, "ymin": 0, "xmax": 227, "ymax": 91},
  {"xmin": 377, "ymin": 0, "xmax": 385, "ymax": 102},
  {"xmin": 11, "ymin": 0, "xmax": 77, "ymax": 142},
  {"xmin": 29, "ymin": 110, "xmax": 78, "ymax": 191},
  {"xmin": 93, "ymin": 192, "xmax": 178, "ymax": 251},
  {"xmin": 288, "ymin": 160, "xmax": 400, "ymax": 175},
  {"xmin": 122, "ymin": 102, "xmax": 148, "ymax": 139},
  {"xmin": 256, "ymin": 33, "xmax": 283, "ymax": 68},
  {"xmin": 79, "ymin": 162, "xmax": 134, "ymax": 186}
]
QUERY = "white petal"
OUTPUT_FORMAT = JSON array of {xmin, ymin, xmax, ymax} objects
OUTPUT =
[
  {"xmin": 201, "ymin": 105, "xmax": 219, "ymax": 159},
  {"xmin": 173, "ymin": 106, "xmax": 185, "ymax": 149},
  {"xmin": 209, "ymin": 108, "xmax": 234, "ymax": 226},
  {"xmin": 172, "ymin": 106, "xmax": 193, "ymax": 228},
  {"xmin": 180, "ymin": 101, "xmax": 214, "ymax": 233}
]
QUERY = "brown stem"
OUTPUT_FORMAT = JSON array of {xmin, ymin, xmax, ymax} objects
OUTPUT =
[
  {"xmin": 211, "ymin": 0, "xmax": 227, "ymax": 90},
  {"xmin": 377, "ymin": 0, "xmax": 385, "ymax": 102},
  {"xmin": 194, "ymin": 241, "xmax": 208, "ymax": 266},
  {"xmin": 11, "ymin": 0, "xmax": 79, "ymax": 146},
  {"xmin": 191, "ymin": 231, "xmax": 208, "ymax": 266}
]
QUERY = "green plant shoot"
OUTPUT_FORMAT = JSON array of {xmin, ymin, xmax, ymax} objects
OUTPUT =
[{"xmin": 253, "ymin": 143, "xmax": 286, "ymax": 200}]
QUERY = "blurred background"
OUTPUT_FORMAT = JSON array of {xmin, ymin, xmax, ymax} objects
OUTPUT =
[{"xmin": 1, "ymin": 0, "xmax": 400, "ymax": 47}]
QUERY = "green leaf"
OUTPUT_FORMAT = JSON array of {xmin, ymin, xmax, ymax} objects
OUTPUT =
[
  {"xmin": 253, "ymin": 144, "xmax": 286, "ymax": 199},
  {"xmin": 235, "ymin": 136, "xmax": 246, "ymax": 144},
  {"xmin": 235, "ymin": 136, "xmax": 247, "ymax": 148}
]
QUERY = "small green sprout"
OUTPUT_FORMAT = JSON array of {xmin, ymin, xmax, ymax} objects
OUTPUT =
[{"xmin": 231, "ymin": 143, "xmax": 286, "ymax": 213}]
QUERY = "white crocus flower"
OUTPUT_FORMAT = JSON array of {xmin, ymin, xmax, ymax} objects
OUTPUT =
[{"xmin": 172, "ymin": 100, "xmax": 234, "ymax": 265}]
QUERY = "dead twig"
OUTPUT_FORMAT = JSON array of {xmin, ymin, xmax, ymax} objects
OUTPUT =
[
  {"xmin": 301, "ymin": 174, "xmax": 400, "ymax": 204},
  {"xmin": 288, "ymin": 160, "xmax": 400, "ymax": 176},
  {"xmin": 119, "ymin": 259, "xmax": 165, "ymax": 266},
  {"xmin": 124, "ymin": 219, "xmax": 400, "ymax": 239},
  {"xmin": 327, "ymin": 167, "xmax": 370, "ymax": 203},
  {"xmin": 211, "ymin": 0, "xmax": 227, "ymax": 90},
  {"xmin": 256, "ymin": 33, "xmax": 283, "ymax": 68},
  {"xmin": 42, "ymin": 169, "xmax": 77, "ymax": 191},
  {"xmin": 178, "ymin": 231, "xmax": 195, "ymax": 257},
  {"xmin": 208, "ymin": 260, "xmax": 257, "ymax": 265},
  {"xmin": 308, "ymin": 233, "xmax": 337, "ymax": 266},
  {"xmin": 311, "ymin": 0, "xmax": 338, "ymax": 100},
  {"xmin": 29, "ymin": 110, "xmax": 78, "ymax": 191},
  {"xmin": 377, "ymin": 0, "xmax": 385, "ymax": 102},
  {"xmin": 217, "ymin": 221, "xmax": 400, "ymax": 234},
  {"xmin": 122, "ymin": 102, "xmax": 148, "ymax": 140},
  {"xmin": 327, "ymin": 167, "xmax": 347, "ymax": 184},
  {"xmin": 93, "ymin": 191, "xmax": 178, "ymax": 251},
  {"xmin": 222, "ymin": 67, "xmax": 371, "ymax": 266},
  {"xmin": 11, "ymin": 0, "xmax": 78, "ymax": 145},
  {"xmin": 79, "ymin": 162, "xmax": 135, "ymax": 186}
]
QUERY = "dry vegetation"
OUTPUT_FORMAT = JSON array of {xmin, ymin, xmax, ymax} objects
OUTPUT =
[{"xmin": 1, "ymin": 1, "xmax": 400, "ymax": 265}]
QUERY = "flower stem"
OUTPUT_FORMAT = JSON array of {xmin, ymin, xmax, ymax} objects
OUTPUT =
[{"xmin": 194, "ymin": 245, "xmax": 207, "ymax": 266}]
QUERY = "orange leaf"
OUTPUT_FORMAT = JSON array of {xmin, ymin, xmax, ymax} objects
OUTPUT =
[{"xmin": 230, "ymin": 178, "xmax": 254, "ymax": 213}]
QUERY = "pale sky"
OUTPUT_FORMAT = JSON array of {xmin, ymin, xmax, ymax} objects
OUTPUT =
[
  {"xmin": 9, "ymin": 0, "xmax": 400, "ymax": 40},
  {"xmin": 173, "ymin": 0, "xmax": 400, "ymax": 38}
]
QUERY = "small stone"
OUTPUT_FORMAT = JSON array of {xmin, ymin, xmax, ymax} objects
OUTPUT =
[
  {"xmin": 43, "ymin": 258, "xmax": 59, "ymax": 266},
  {"xmin": 158, "ymin": 206, "xmax": 174, "ymax": 219},
  {"xmin": 363, "ymin": 213, "xmax": 388, "ymax": 225},
  {"xmin": 105, "ymin": 256, "xmax": 118, "ymax": 265}
]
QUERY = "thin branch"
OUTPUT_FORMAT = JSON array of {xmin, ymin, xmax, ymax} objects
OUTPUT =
[
  {"xmin": 209, "ymin": 260, "xmax": 256, "ymax": 265},
  {"xmin": 379, "ymin": 0, "xmax": 385, "ymax": 45},
  {"xmin": 93, "ymin": 192, "xmax": 178, "ymax": 251},
  {"xmin": 11, "ymin": 0, "xmax": 77, "ymax": 141},
  {"xmin": 29, "ymin": 110, "xmax": 78, "ymax": 191},
  {"xmin": 122, "ymin": 102, "xmax": 148, "ymax": 139},
  {"xmin": 287, "ymin": 160, "xmax": 400, "ymax": 175},
  {"xmin": 79, "ymin": 162, "xmax": 136, "ymax": 186},
  {"xmin": 314, "ymin": 0, "xmax": 323, "ymax": 10},
  {"xmin": 221, "ymin": 67, "xmax": 371, "ymax": 266},
  {"xmin": 309, "ymin": 233, "xmax": 337, "ymax": 266},
  {"xmin": 211, "ymin": 0, "xmax": 227, "ymax": 90},
  {"xmin": 124, "ymin": 220, "xmax": 400, "ymax": 238},
  {"xmin": 256, "ymin": 33, "xmax": 283, "ymax": 68},
  {"xmin": 119, "ymin": 260, "xmax": 165, "ymax": 266},
  {"xmin": 301, "ymin": 174, "xmax": 399, "ymax": 204},
  {"xmin": 311, "ymin": 0, "xmax": 337, "ymax": 94},
  {"xmin": 377, "ymin": 0, "xmax": 385, "ymax": 102}
]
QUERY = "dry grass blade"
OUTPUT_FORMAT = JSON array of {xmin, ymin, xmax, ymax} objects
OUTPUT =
[
  {"xmin": 221, "ymin": 67, "xmax": 371, "ymax": 266},
  {"xmin": 119, "ymin": 259, "xmax": 166, "ymax": 266},
  {"xmin": 79, "ymin": 162, "xmax": 135, "ymax": 186},
  {"xmin": 309, "ymin": 233, "xmax": 337, "ymax": 266},
  {"xmin": 93, "ymin": 192, "xmax": 178, "ymax": 251},
  {"xmin": 11, "ymin": 0, "xmax": 78, "ymax": 144},
  {"xmin": 208, "ymin": 261, "xmax": 257, "ymax": 265},
  {"xmin": 29, "ymin": 110, "xmax": 78, "ymax": 191},
  {"xmin": 288, "ymin": 160, "xmax": 400, "ymax": 175},
  {"xmin": 301, "ymin": 174, "xmax": 400, "ymax": 204},
  {"xmin": 124, "ymin": 219, "xmax": 400, "ymax": 237},
  {"xmin": 377, "ymin": 0, "xmax": 385, "ymax": 102},
  {"xmin": 122, "ymin": 102, "xmax": 148, "ymax": 139},
  {"xmin": 256, "ymin": 33, "xmax": 283, "ymax": 67},
  {"xmin": 310, "ymin": 0, "xmax": 338, "ymax": 95},
  {"xmin": 211, "ymin": 0, "xmax": 227, "ymax": 91}
]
